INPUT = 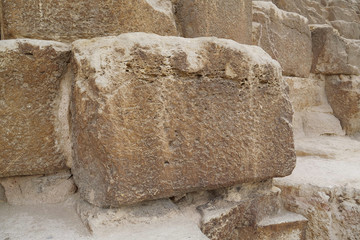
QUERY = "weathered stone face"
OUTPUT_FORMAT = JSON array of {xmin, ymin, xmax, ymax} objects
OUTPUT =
[
  {"xmin": 174, "ymin": 0, "xmax": 252, "ymax": 44},
  {"xmin": 311, "ymin": 25, "xmax": 360, "ymax": 75},
  {"xmin": 326, "ymin": 75, "xmax": 360, "ymax": 135},
  {"xmin": 2, "ymin": 0, "xmax": 177, "ymax": 42},
  {"xmin": 71, "ymin": 33, "xmax": 296, "ymax": 207},
  {"xmin": 252, "ymin": 1, "xmax": 312, "ymax": 78},
  {"xmin": 0, "ymin": 39, "xmax": 71, "ymax": 177}
]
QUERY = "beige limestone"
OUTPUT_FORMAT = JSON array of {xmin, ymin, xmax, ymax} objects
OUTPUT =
[
  {"xmin": 76, "ymin": 198, "xmax": 208, "ymax": 239},
  {"xmin": 311, "ymin": 24, "xmax": 360, "ymax": 75},
  {"xmin": 252, "ymin": 1, "xmax": 312, "ymax": 77},
  {"xmin": 275, "ymin": 136, "xmax": 360, "ymax": 240},
  {"xmin": 0, "ymin": 171, "xmax": 76, "ymax": 205},
  {"xmin": 272, "ymin": 0, "xmax": 360, "ymax": 24},
  {"xmin": 174, "ymin": 0, "xmax": 252, "ymax": 44},
  {"xmin": 71, "ymin": 32, "xmax": 296, "ymax": 207},
  {"xmin": 326, "ymin": 75, "xmax": 360, "ymax": 135},
  {"xmin": 272, "ymin": 0, "xmax": 329, "ymax": 24},
  {"xmin": 331, "ymin": 20, "xmax": 360, "ymax": 39},
  {"xmin": 284, "ymin": 76, "xmax": 344, "ymax": 139},
  {"xmin": 0, "ymin": 39, "xmax": 71, "ymax": 177},
  {"xmin": 2, "ymin": 0, "xmax": 177, "ymax": 42}
]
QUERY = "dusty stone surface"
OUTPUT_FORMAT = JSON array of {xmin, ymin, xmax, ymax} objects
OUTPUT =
[
  {"xmin": 2, "ymin": 0, "xmax": 178, "ymax": 42},
  {"xmin": 0, "ymin": 171, "xmax": 76, "ymax": 205},
  {"xmin": 285, "ymin": 75, "xmax": 344, "ymax": 138},
  {"xmin": 76, "ymin": 198, "xmax": 208, "ymax": 239},
  {"xmin": 272, "ymin": 0, "xmax": 328, "ymax": 24},
  {"xmin": 237, "ymin": 211, "xmax": 307, "ymax": 240},
  {"xmin": 275, "ymin": 136, "xmax": 360, "ymax": 240},
  {"xmin": 0, "ymin": 201, "xmax": 91, "ymax": 240},
  {"xmin": 199, "ymin": 181, "xmax": 283, "ymax": 239},
  {"xmin": 252, "ymin": 1, "xmax": 312, "ymax": 77},
  {"xmin": 331, "ymin": 20, "xmax": 360, "ymax": 39},
  {"xmin": 325, "ymin": 75, "xmax": 360, "ymax": 136},
  {"xmin": 311, "ymin": 24, "xmax": 360, "ymax": 75},
  {"xmin": 0, "ymin": 39, "xmax": 71, "ymax": 177},
  {"xmin": 174, "ymin": 0, "xmax": 252, "ymax": 44},
  {"xmin": 272, "ymin": 0, "xmax": 360, "ymax": 24},
  {"xmin": 71, "ymin": 32, "xmax": 295, "ymax": 207}
]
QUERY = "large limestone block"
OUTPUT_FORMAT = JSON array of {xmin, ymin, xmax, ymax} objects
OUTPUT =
[
  {"xmin": 2, "ymin": 0, "xmax": 177, "ymax": 42},
  {"xmin": 174, "ymin": 0, "xmax": 252, "ymax": 44},
  {"xmin": 326, "ymin": 75, "xmax": 360, "ymax": 135},
  {"xmin": 311, "ymin": 24, "xmax": 360, "ymax": 75},
  {"xmin": 0, "ymin": 39, "xmax": 71, "ymax": 177},
  {"xmin": 252, "ymin": 1, "xmax": 312, "ymax": 78},
  {"xmin": 72, "ymin": 33, "xmax": 296, "ymax": 207}
]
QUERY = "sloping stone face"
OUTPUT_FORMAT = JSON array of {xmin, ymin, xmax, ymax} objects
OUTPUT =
[
  {"xmin": 174, "ymin": 0, "xmax": 252, "ymax": 44},
  {"xmin": 2, "ymin": 0, "xmax": 177, "ymax": 42},
  {"xmin": 326, "ymin": 75, "xmax": 360, "ymax": 135},
  {"xmin": 71, "ymin": 33, "xmax": 296, "ymax": 207},
  {"xmin": 0, "ymin": 39, "xmax": 70, "ymax": 177},
  {"xmin": 252, "ymin": 1, "xmax": 312, "ymax": 78},
  {"xmin": 311, "ymin": 24, "xmax": 360, "ymax": 75}
]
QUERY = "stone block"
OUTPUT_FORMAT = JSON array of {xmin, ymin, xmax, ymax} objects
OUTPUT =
[
  {"xmin": 0, "ymin": 39, "xmax": 71, "ymax": 177},
  {"xmin": 174, "ymin": 0, "xmax": 252, "ymax": 44},
  {"xmin": 311, "ymin": 24, "xmax": 360, "ymax": 75},
  {"xmin": 2, "ymin": 0, "xmax": 177, "ymax": 42},
  {"xmin": 326, "ymin": 75, "xmax": 360, "ymax": 135},
  {"xmin": 71, "ymin": 32, "xmax": 296, "ymax": 207},
  {"xmin": 252, "ymin": 1, "xmax": 312, "ymax": 77}
]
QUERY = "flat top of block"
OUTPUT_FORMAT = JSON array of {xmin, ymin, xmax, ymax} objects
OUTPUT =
[
  {"xmin": 275, "ymin": 136, "xmax": 360, "ymax": 190},
  {"xmin": 258, "ymin": 210, "xmax": 307, "ymax": 227}
]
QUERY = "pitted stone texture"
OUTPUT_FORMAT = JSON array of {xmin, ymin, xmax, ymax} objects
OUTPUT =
[
  {"xmin": 326, "ymin": 75, "xmax": 360, "ymax": 135},
  {"xmin": 252, "ymin": 1, "xmax": 312, "ymax": 78},
  {"xmin": 0, "ymin": 39, "xmax": 70, "ymax": 177},
  {"xmin": 174, "ymin": 0, "xmax": 252, "ymax": 44},
  {"xmin": 311, "ymin": 24, "xmax": 360, "ymax": 75},
  {"xmin": 72, "ymin": 33, "xmax": 296, "ymax": 207},
  {"xmin": 2, "ymin": 0, "xmax": 177, "ymax": 42}
]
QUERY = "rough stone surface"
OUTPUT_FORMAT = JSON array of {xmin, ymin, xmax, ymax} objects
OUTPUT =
[
  {"xmin": 272, "ymin": 0, "xmax": 329, "ymax": 24},
  {"xmin": 0, "ymin": 39, "xmax": 71, "ymax": 177},
  {"xmin": 272, "ymin": 0, "xmax": 360, "ymax": 24},
  {"xmin": 174, "ymin": 0, "xmax": 252, "ymax": 44},
  {"xmin": 2, "ymin": 0, "xmax": 178, "ymax": 42},
  {"xmin": 330, "ymin": 20, "xmax": 360, "ymax": 39},
  {"xmin": 76, "ymin": 198, "xmax": 209, "ymax": 240},
  {"xmin": 252, "ymin": 1, "xmax": 312, "ymax": 77},
  {"xmin": 275, "ymin": 136, "xmax": 360, "ymax": 240},
  {"xmin": 285, "ymin": 75, "xmax": 344, "ymax": 138},
  {"xmin": 237, "ymin": 211, "xmax": 308, "ymax": 240},
  {"xmin": 311, "ymin": 24, "xmax": 360, "ymax": 75},
  {"xmin": 326, "ymin": 75, "xmax": 360, "ymax": 136},
  {"xmin": 199, "ymin": 181, "xmax": 283, "ymax": 239},
  {"xmin": 71, "ymin": 32, "xmax": 296, "ymax": 207},
  {"xmin": 0, "ymin": 171, "xmax": 76, "ymax": 205}
]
